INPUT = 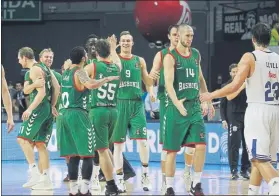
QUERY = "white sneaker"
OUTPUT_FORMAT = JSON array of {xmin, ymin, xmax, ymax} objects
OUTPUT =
[
  {"xmin": 22, "ymin": 170, "xmax": 40, "ymax": 188},
  {"xmin": 141, "ymin": 173, "xmax": 152, "ymax": 191},
  {"xmin": 32, "ymin": 175, "xmax": 53, "ymax": 190},
  {"xmin": 161, "ymin": 182, "xmax": 166, "ymax": 194},
  {"xmin": 91, "ymin": 175, "xmax": 101, "ymax": 190},
  {"xmin": 116, "ymin": 174, "xmax": 126, "ymax": 193},
  {"xmin": 184, "ymin": 171, "xmax": 192, "ymax": 192}
]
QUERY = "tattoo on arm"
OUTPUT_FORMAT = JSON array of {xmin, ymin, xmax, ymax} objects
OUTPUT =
[{"xmin": 76, "ymin": 69, "xmax": 90, "ymax": 84}]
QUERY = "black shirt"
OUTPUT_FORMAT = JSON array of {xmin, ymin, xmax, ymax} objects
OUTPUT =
[{"xmin": 13, "ymin": 91, "xmax": 27, "ymax": 114}]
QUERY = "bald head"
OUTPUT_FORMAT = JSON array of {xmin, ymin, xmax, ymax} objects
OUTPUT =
[
  {"xmin": 177, "ymin": 24, "xmax": 194, "ymax": 48},
  {"xmin": 178, "ymin": 24, "xmax": 193, "ymax": 34}
]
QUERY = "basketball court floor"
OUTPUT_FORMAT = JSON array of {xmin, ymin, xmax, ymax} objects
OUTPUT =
[{"xmin": 2, "ymin": 160, "xmax": 269, "ymax": 195}]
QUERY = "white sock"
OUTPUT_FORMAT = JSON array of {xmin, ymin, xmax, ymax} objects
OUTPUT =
[
  {"xmin": 42, "ymin": 169, "xmax": 49, "ymax": 176},
  {"xmin": 248, "ymin": 184, "xmax": 260, "ymax": 195},
  {"xmin": 162, "ymin": 173, "xmax": 166, "ymax": 184},
  {"xmin": 80, "ymin": 179, "xmax": 90, "ymax": 194},
  {"xmin": 93, "ymin": 165, "xmax": 100, "ymax": 177},
  {"xmin": 69, "ymin": 181, "xmax": 79, "ymax": 195},
  {"xmin": 166, "ymin": 177, "xmax": 174, "ymax": 188},
  {"xmin": 185, "ymin": 164, "xmax": 191, "ymax": 173},
  {"xmin": 193, "ymin": 172, "xmax": 202, "ymax": 187},
  {"xmin": 268, "ymin": 177, "xmax": 279, "ymax": 191},
  {"xmin": 142, "ymin": 166, "xmax": 148, "ymax": 174}
]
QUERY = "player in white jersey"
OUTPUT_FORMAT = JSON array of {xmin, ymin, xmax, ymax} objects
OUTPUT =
[{"xmin": 200, "ymin": 23, "xmax": 279, "ymax": 195}]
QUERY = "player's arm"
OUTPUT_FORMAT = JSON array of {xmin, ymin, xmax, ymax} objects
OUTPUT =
[
  {"xmin": 149, "ymin": 51, "xmax": 162, "ymax": 81},
  {"xmin": 1, "ymin": 66, "xmax": 14, "ymax": 131},
  {"xmin": 75, "ymin": 68, "xmax": 118, "ymax": 89},
  {"xmin": 49, "ymin": 70, "xmax": 60, "ymax": 108},
  {"xmin": 201, "ymin": 53, "xmax": 252, "ymax": 101},
  {"xmin": 140, "ymin": 57, "xmax": 154, "ymax": 86},
  {"xmin": 109, "ymin": 35, "xmax": 122, "ymax": 71},
  {"xmin": 24, "ymin": 77, "xmax": 45, "ymax": 94},
  {"xmin": 226, "ymin": 83, "xmax": 245, "ymax": 100},
  {"xmin": 84, "ymin": 62, "xmax": 95, "ymax": 78}
]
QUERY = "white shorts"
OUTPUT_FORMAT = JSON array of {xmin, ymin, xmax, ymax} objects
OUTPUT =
[{"xmin": 244, "ymin": 103, "xmax": 279, "ymax": 162}]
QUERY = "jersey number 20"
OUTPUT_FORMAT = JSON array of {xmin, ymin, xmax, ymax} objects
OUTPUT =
[
  {"xmin": 265, "ymin": 81, "xmax": 279, "ymax": 102},
  {"xmin": 98, "ymin": 83, "xmax": 117, "ymax": 101}
]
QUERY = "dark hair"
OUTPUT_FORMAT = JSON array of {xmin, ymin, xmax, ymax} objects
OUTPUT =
[
  {"xmin": 95, "ymin": 39, "xmax": 110, "ymax": 58},
  {"xmin": 229, "ymin": 63, "xmax": 237, "ymax": 72},
  {"xmin": 18, "ymin": 47, "xmax": 35, "ymax": 59},
  {"xmin": 168, "ymin": 24, "xmax": 179, "ymax": 34},
  {"xmin": 16, "ymin": 82, "xmax": 23, "ymax": 85},
  {"xmin": 70, "ymin": 46, "xmax": 86, "ymax": 64},
  {"xmin": 251, "ymin": 23, "xmax": 271, "ymax": 47}
]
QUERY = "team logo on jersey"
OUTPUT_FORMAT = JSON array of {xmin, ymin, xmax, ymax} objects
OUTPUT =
[
  {"xmin": 107, "ymin": 67, "xmax": 112, "ymax": 72},
  {"xmin": 135, "ymin": 62, "xmax": 140, "ymax": 69},
  {"xmin": 99, "ymin": 73, "xmax": 103, "ymax": 79},
  {"xmin": 136, "ymin": 129, "xmax": 140, "ymax": 135},
  {"xmin": 200, "ymin": 133, "xmax": 205, "ymax": 139},
  {"xmin": 195, "ymin": 59, "xmax": 199, "ymax": 65}
]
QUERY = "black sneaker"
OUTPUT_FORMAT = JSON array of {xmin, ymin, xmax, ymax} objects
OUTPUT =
[
  {"xmin": 165, "ymin": 187, "xmax": 175, "ymax": 195},
  {"xmin": 79, "ymin": 190, "xmax": 92, "ymax": 196},
  {"xmin": 105, "ymin": 184, "xmax": 119, "ymax": 196},
  {"xmin": 63, "ymin": 174, "xmax": 69, "ymax": 182},
  {"xmin": 240, "ymin": 170, "xmax": 250, "ymax": 180},
  {"xmin": 231, "ymin": 172, "xmax": 239, "ymax": 180},
  {"xmin": 190, "ymin": 182, "xmax": 204, "ymax": 196}
]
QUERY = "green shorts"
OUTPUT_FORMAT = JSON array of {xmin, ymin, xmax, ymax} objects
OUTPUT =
[
  {"xmin": 163, "ymin": 100, "xmax": 206, "ymax": 152},
  {"xmin": 18, "ymin": 101, "xmax": 52, "ymax": 144},
  {"xmin": 159, "ymin": 97, "xmax": 166, "ymax": 144},
  {"xmin": 58, "ymin": 108, "xmax": 95, "ymax": 157},
  {"xmin": 89, "ymin": 107, "xmax": 118, "ymax": 150},
  {"xmin": 112, "ymin": 99, "xmax": 147, "ymax": 143}
]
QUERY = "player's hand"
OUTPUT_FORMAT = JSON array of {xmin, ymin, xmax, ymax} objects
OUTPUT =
[
  {"xmin": 149, "ymin": 70, "xmax": 160, "ymax": 80},
  {"xmin": 208, "ymin": 103, "xmax": 215, "ymax": 120},
  {"xmin": 34, "ymin": 77, "xmax": 45, "ymax": 88},
  {"xmin": 149, "ymin": 91, "xmax": 156, "ymax": 102},
  {"xmin": 200, "ymin": 102, "xmax": 208, "ymax": 117},
  {"xmin": 106, "ymin": 76, "xmax": 120, "ymax": 82},
  {"xmin": 7, "ymin": 118, "xmax": 15, "ymax": 133},
  {"xmin": 52, "ymin": 106, "xmax": 59, "ymax": 117},
  {"xmin": 175, "ymin": 98, "xmax": 187, "ymax": 116},
  {"xmin": 150, "ymin": 111, "xmax": 155, "ymax": 119},
  {"xmin": 63, "ymin": 59, "xmax": 72, "ymax": 70},
  {"xmin": 222, "ymin": 121, "xmax": 228, "ymax": 130},
  {"xmin": 22, "ymin": 109, "xmax": 32, "ymax": 121},
  {"xmin": 200, "ymin": 92, "xmax": 213, "ymax": 102},
  {"xmin": 108, "ymin": 34, "xmax": 118, "ymax": 51}
]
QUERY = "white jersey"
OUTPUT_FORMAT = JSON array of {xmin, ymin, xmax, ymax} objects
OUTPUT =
[{"xmin": 246, "ymin": 49, "xmax": 279, "ymax": 105}]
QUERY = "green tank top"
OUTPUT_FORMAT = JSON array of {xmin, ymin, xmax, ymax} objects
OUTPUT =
[
  {"xmin": 61, "ymin": 66, "xmax": 89, "ymax": 111},
  {"xmin": 166, "ymin": 48, "xmax": 200, "ymax": 106},
  {"xmin": 157, "ymin": 48, "xmax": 170, "ymax": 100},
  {"xmin": 52, "ymin": 70, "xmax": 62, "ymax": 110},
  {"xmin": 91, "ymin": 61, "xmax": 120, "ymax": 108},
  {"xmin": 117, "ymin": 55, "xmax": 142, "ymax": 100},
  {"xmin": 24, "ymin": 63, "xmax": 52, "ymax": 104}
]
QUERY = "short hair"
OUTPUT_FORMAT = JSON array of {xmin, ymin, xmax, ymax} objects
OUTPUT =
[
  {"xmin": 18, "ymin": 47, "xmax": 35, "ymax": 59},
  {"xmin": 39, "ymin": 48, "xmax": 54, "ymax": 58},
  {"xmin": 229, "ymin": 63, "xmax": 237, "ymax": 72},
  {"xmin": 252, "ymin": 23, "xmax": 271, "ymax": 47},
  {"xmin": 120, "ymin": 31, "xmax": 132, "ymax": 38},
  {"xmin": 178, "ymin": 24, "xmax": 193, "ymax": 34},
  {"xmin": 95, "ymin": 39, "xmax": 110, "ymax": 59},
  {"xmin": 70, "ymin": 46, "xmax": 86, "ymax": 64},
  {"xmin": 168, "ymin": 24, "xmax": 179, "ymax": 34},
  {"xmin": 87, "ymin": 34, "xmax": 99, "ymax": 40}
]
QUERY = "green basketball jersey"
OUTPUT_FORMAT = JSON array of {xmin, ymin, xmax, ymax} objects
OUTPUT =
[
  {"xmin": 61, "ymin": 66, "xmax": 89, "ymax": 111},
  {"xmin": 52, "ymin": 70, "xmax": 62, "ymax": 110},
  {"xmin": 166, "ymin": 48, "xmax": 200, "ymax": 106},
  {"xmin": 91, "ymin": 61, "xmax": 120, "ymax": 107},
  {"xmin": 157, "ymin": 48, "xmax": 170, "ymax": 100},
  {"xmin": 24, "ymin": 63, "xmax": 52, "ymax": 104},
  {"xmin": 117, "ymin": 55, "xmax": 142, "ymax": 100}
]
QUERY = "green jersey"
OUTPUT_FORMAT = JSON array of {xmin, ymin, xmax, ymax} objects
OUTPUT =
[
  {"xmin": 52, "ymin": 70, "xmax": 62, "ymax": 110},
  {"xmin": 61, "ymin": 67, "xmax": 89, "ymax": 111},
  {"xmin": 117, "ymin": 55, "xmax": 142, "ymax": 100},
  {"xmin": 91, "ymin": 61, "xmax": 120, "ymax": 108},
  {"xmin": 166, "ymin": 48, "xmax": 200, "ymax": 105},
  {"xmin": 157, "ymin": 48, "xmax": 170, "ymax": 100},
  {"xmin": 24, "ymin": 63, "xmax": 52, "ymax": 104}
]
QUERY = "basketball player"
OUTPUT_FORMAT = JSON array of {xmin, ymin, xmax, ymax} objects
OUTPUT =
[
  {"xmin": 1, "ymin": 65, "xmax": 15, "ymax": 132},
  {"xmin": 163, "ymin": 24, "xmax": 214, "ymax": 195},
  {"xmin": 84, "ymin": 36, "xmax": 120, "ymax": 195},
  {"xmin": 58, "ymin": 46, "xmax": 119, "ymax": 195},
  {"xmin": 200, "ymin": 23, "xmax": 279, "ymax": 195},
  {"xmin": 17, "ymin": 47, "xmax": 60, "ymax": 190},
  {"xmin": 112, "ymin": 31, "xmax": 156, "ymax": 192}
]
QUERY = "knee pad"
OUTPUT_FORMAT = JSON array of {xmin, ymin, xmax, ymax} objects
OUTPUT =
[
  {"xmin": 185, "ymin": 147, "xmax": 195, "ymax": 155},
  {"xmin": 69, "ymin": 157, "xmax": 81, "ymax": 180},
  {"xmin": 161, "ymin": 150, "xmax": 167, "ymax": 161}
]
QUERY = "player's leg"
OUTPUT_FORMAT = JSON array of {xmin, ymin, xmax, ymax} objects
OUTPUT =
[
  {"xmin": 240, "ymin": 115, "xmax": 250, "ymax": 179},
  {"xmin": 184, "ymin": 146, "xmax": 195, "ymax": 192},
  {"xmin": 245, "ymin": 104, "xmax": 279, "ymax": 195},
  {"xmin": 17, "ymin": 103, "xmax": 50, "ymax": 188},
  {"xmin": 130, "ymin": 100, "xmax": 151, "ymax": 191},
  {"xmin": 112, "ymin": 100, "xmax": 129, "ymax": 193},
  {"xmin": 163, "ymin": 106, "xmax": 188, "ymax": 195}
]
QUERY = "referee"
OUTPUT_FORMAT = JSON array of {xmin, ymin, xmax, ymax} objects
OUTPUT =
[{"xmin": 220, "ymin": 63, "xmax": 251, "ymax": 180}]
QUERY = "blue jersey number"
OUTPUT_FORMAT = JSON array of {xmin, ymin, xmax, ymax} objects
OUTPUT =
[{"xmin": 265, "ymin": 81, "xmax": 279, "ymax": 102}]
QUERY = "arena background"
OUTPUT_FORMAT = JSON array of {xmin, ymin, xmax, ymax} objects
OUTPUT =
[{"xmin": 1, "ymin": 0, "xmax": 278, "ymax": 165}]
